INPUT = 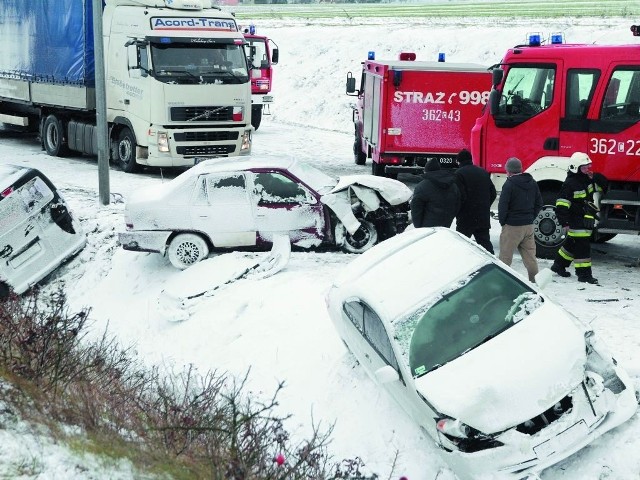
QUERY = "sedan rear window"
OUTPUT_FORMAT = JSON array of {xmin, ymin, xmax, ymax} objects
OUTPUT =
[{"xmin": 399, "ymin": 264, "xmax": 541, "ymax": 378}]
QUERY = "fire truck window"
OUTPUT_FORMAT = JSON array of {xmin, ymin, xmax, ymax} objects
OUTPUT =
[
  {"xmin": 499, "ymin": 66, "xmax": 555, "ymax": 118},
  {"xmin": 601, "ymin": 69, "xmax": 640, "ymax": 121},
  {"xmin": 566, "ymin": 69, "xmax": 599, "ymax": 119}
]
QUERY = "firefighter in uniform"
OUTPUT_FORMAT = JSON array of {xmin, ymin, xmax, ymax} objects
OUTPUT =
[{"xmin": 550, "ymin": 152, "xmax": 603, "ymax": 284}]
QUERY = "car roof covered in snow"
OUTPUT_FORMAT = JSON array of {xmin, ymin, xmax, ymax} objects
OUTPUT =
[
  {"xmin": 187, "ymin": 156, "xmax": 297, "ymax": 176},
  {"xmin": 330, "ymin": 227, "xmax": 493, "ymax": 322}
]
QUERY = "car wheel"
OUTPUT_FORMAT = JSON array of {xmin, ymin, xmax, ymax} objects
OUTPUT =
[
  {"xmin": 43, "ymin": 114, "xmax": 70, "ymax": 157},
  {"xmin": 336, "ymin": 220, "xmax": 378, "ymax": 254},
  {"xmin": 251, "ymin": 105, "xmax": 262, "ymax": 130},
  {"xmin": 117, "ymin": 127, "xmax": 140, "ymax": 173},
  {"xmin": 167, "ymin": 233, "xmax": 210, "ymax": 269},
  {"xmin": 533, "ymin": 190, "xmax": 564, "ymax": 259}
]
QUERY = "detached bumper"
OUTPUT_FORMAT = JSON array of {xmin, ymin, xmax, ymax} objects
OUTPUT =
[{"xmin": 118, "ymin": 231, "xmax": 172, "ymax": 255}]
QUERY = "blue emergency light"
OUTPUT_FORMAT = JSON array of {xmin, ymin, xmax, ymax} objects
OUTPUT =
[
  {"xmin": 528, "ymin": 33, "xmax": 542, "ymax": 46},
  {"xmin": 249, "ymin": 24, "xmax": 256, "ymax": 35},
  {"xmin": 160, "ymin": 37, "xmax": 171, "ymax": 44},
  {"xmin": 550, "ymin": 32, "xmax": 564, "ymax": 44},
  {"xmin": 438, "ymin": 52, "xmax": 445, "ymax": 62},
  {"xmin": 368, "ymin": 51, "xmax": 375, "ymax": 60}
]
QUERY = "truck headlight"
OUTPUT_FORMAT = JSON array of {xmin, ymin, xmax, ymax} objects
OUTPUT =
[
  {"xmin": 158, "ymin": 131, "xmax": 170, "ymax": 153},
  {"xmin": 241, "ymin": 130, "xmax": 251, "ymax": 153}
]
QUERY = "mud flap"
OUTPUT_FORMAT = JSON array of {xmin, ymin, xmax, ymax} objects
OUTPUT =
[{"xmin": 157, "ymin": 234, "xmax": 291, "ymax": 322}]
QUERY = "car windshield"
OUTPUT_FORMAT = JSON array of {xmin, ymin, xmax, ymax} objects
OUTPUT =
[
  {"xmin": 395, "ymin": 264, "xmax": 543, "ymax": 378},
  {"xmin": 287, "ymin": 161, "xmax": 338, "ymax": 195}
]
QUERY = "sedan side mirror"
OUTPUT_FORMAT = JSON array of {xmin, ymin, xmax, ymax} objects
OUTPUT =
[{"xmin": 375, "ymin": 365, "xmax": 400, "ymax": 384}]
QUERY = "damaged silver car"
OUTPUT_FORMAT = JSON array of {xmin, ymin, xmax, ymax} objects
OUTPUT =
[{"xmin": 119, "ymin": 156, "xmax": 412, "ymax": 269}]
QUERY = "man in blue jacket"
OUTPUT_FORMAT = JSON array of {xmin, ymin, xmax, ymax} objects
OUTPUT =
[{"xmin": 498, "ymin": 157, "xmax": 543, "ymax": 283}]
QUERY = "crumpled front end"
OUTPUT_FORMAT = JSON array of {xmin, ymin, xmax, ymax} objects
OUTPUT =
[{"xmin": 438, "ymin": 331, "xmax": 637, "ymax": 480}]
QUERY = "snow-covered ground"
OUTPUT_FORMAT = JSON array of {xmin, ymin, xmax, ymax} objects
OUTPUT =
[{"xmin": 1, "ymin": 16, "xmax": 640, "ymax": 480}]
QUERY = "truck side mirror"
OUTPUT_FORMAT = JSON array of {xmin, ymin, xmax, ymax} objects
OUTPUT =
[
  {"xmin": 346, "ymin": 72, "xmax": 357, "ymax": 95},
  {"xmin": 489, "ymin": 88, "xmax": 501, "ymax": 115},
  {"xmin": 271, "ymin": 48, "xmax": 279, "ymax": 65},
  {"xmin": 492, "ymin": 68, "xmax": 504, "ymax": 87}
]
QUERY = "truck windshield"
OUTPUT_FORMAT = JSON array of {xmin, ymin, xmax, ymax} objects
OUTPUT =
[
  {"xmin": 496, "ymin": 65, "xmax": 555, "ymax": 121},
  {"xmin": 151, "ymin": 44, "xmax": 249, "ymax": 85},
  {"xmin": 246, "ymin": 37, "xmax": 269, "ymax": 69}
]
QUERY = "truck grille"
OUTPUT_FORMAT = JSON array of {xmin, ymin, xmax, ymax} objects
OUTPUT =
[
  {"xmin": 177, "ymin": 145, "xmax": 236, "ymax": 156},
  {"xmin": 170, "ymin": 106, "xmax": 233, "ymax": 122},
  {"xmin": 174, "ymin": 131, "xmax": 239, "ymax": 142}
]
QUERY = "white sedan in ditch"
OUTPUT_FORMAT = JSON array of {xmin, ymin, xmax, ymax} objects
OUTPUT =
[
  {"xmin": 118, "ymin": 156, "xmax": 411, "ymax": 269},
  {"xmin": 326, "ymin": 227, "xmax": 637, "ymax": 480}
]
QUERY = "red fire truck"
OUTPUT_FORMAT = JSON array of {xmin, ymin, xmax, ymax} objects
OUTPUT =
[
  {"xmin": 471, "ymin": 28, "xmax": 640, "ymax": 257},
  {"xmin": 243, "ymin": 25, "xmax": 279, "ymax": 131},
  {"xmin": 346, "ymin": 52, "xmax": 492, "ymax": 177}
]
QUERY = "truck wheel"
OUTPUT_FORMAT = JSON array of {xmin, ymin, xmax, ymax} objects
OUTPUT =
[
  {"xmin": 167, "ymin": 233, "xmax": 210, "ymax": 269},
  {"xmin": 43, "ymin": 115, "xmax": 70, "ymax": 157},
  {"xmin": 117, "ymin": 128, "xmax": 140, "ymax": 173},
  {"xmin": 335, "ymin": 220, "xmax": 378, "ymax": 254},
  {"xmin": 354, "ymin": 135, "xmax": 366, "ymax": 165},
  {"xmin": 251, "ymin": 106, "xmax": 262, "ymax": 130},
  {"xmin": 372, "ymin": 161, "xmax": 386, "ymax": 177},
  {"xmin": 533, "ymin": 190, "xmax": 564, "ymax": 259}
]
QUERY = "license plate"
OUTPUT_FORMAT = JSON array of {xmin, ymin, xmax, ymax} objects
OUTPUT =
[{"xmin": 533, "ymin": 421, "xmax": 588, "ymax": 458}]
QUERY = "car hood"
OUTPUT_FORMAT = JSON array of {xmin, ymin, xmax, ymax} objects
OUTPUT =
[
  {"xmin": 414, "ymin": 301, "xmax": 587, "ymax": 434},
  {"xmin": 320, "ymin": 175, "xmax": 412, "ymax": 235},
  {"xmin": 328, "ymin": 175, "xmax": 413, "ymax": 206}
]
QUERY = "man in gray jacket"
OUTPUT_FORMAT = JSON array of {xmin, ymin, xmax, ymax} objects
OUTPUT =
[{"xmin": 498, "ymin": 157, "xmax": 543, "ymax": 282}]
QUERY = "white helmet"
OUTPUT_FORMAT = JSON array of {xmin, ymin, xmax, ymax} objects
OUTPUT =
[{"xmin": 568, "ymin": 152, "xmax": 592, "ymax": 173}]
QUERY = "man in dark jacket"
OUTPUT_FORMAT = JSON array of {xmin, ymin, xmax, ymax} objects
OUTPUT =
[
  {"xmin": 411, "ymin": 158, "xmax": 461, "ymax": 228},
  {"xmin": 454, "ymin": 149, "xmax": 497, "ymax": 253},
  {"xmin": 550, "ymin": 152, "xmax": 603, "ymax": 284},
  {"xmin": 498, "ymin": 157, "xmax": 543, "ymax": 282}
]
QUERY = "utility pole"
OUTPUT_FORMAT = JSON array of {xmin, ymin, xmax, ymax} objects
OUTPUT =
[{"xmin": 93, "ymin": 0, "xmax": 110, "ymax": 206}]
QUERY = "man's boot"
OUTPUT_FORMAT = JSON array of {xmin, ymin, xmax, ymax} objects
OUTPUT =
[{"xmin": 551, "ymin": 263, "xmax": 571, "ymax": 277}]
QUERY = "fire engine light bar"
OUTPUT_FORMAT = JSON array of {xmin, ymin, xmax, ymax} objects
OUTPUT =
[
  {"xmin": 550, "ymin": 32, "xmax": 564, "ymax": 44},
  {"xmin": 368, "ymin": 51, "xmax": 375, "ymax": 60},
  {"xmin": 528, "ymin": 32, "xmax": 542, "ymax": 46}
]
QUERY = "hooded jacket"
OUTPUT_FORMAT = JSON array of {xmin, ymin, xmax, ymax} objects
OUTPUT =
[
  {"xmin": 455, "ymin": 163, "xmax": 497, "ymax": 230},
  {"xmin": 411, "ymin": 169, "xmax": 461, "ymax": 228},
  {"xmin": 498, "ymin": 172, "xmax": 543, "ymax": 226}
]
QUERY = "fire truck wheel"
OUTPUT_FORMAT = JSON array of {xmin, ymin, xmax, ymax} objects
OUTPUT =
[
  {"xmin": 117, "ymin": 128, "xmax": 140, "ymax": 173},
  {"xmin": 533, "ymin": 190, "xmax": 564, "ymax": 259},
  {"xmin": 354, "ymin": 136, "xmax": 366, "ymax": 165},
  {"xmin": 372, "ymin": 162, "xmax": 386, "ymax": 177},
  {"xmin": 336, "ymin": 220, "xmax": 378, "ymax": 254},
  {"xmin": 251, "ymin": 106, "xmax": 262, "ymax": 130},
  {"xmin": 42, "ymin": 114, "xmax": 71, "ymax": 157},
  {"xmin": 168, "ymin": 233, "xmax": 210, "ymax": 269}
]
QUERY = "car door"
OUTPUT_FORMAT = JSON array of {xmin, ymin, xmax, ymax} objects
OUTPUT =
[
  {"xmin": 250, "ymin": 170, "xmax": 325, "ymax": 246},
  {"xmin": 342, "ymin": 299, "xmax": 431, "ymax": 426},
  {"xmin": 190, "ymin": 172, "xmax": 257, "ymax": 247},
  {"xmin": 0, "ymin": 175, "xmax": 55, "ymax": 292}
]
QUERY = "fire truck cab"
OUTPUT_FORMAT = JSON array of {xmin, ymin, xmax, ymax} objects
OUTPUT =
[
  {"xmin": 242, "ymin": 25, "xmax": 279, "ymax": 131},
  {"xmin": 472, "ymin": 29, "xmax": 640, "ymax": 257}
]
